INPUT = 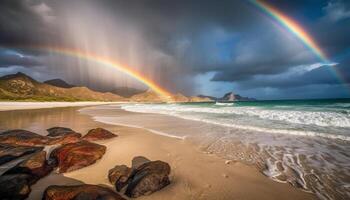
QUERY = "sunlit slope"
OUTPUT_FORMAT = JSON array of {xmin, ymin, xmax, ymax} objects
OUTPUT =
[{"xmin": 0, "ymin": 72, "xmax": 125, "ymax": 101}]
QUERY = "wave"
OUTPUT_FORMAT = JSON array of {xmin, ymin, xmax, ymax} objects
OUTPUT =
[
  {"xmin": 215, "ymin": 102, "xmax": 234, "ymax": 106},
  {"xmin": 121, "ymin": 104, "xmax": 350, "ymax": 141},
  {"xmin": 122, "ymin": 104, "xmax": 350, "ymax": 128}
]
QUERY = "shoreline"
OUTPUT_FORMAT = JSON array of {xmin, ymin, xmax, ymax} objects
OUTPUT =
[
  {"xmin": 0, "ymin": 101, "xmax": 126, "ymax": 111},
  {"xmin": 0, "ymin": 105, "xmax": 315, "ymax": 200}
]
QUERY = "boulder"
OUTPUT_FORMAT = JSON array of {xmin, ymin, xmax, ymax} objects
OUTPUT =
[
  {"xmin": 108, "ymin": 165, "xmax": 133, "ymax": 191},
  {"xmin": 0, "ymin": 144, "xmax": 43, "ymax": 165},
  {"xmin": 0, "ymin": 174, "xmax": 31, "ymax": 200},
  {"xmin": 4, "ymin": 151, "xmax": 54, "ymax": 184},
  {"xmin": 49, "ymin": 141, "xmax": 106, "ymax": 173},
  {"xmin": 0, "ymin": 129, "xmax": 49, "ymax": 146},
  {"xmin": 82, "ymin": 128, "xmax": 117, "ymax": 141},
  {"xmin": 131, "ymin": 156, "xmax": 150, "ymax": 169},
  {"xmin": 47, "ymin": 127, "xmax": 82, "ymax": 145},
  {"xmin": 46, "ymin": 127, "xmax": 74, "ymax": 136},
  {"xmin": 42, "ymin": 184, "xmax": 126, "ymax": 200},
  {"xmin": 125, "ymin": 160, "xmax": 171, "ymax": 198}
]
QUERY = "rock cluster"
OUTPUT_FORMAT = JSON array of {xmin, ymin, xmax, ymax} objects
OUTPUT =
[
  {"xmin": 0, "ymin": 127, "xmax": 118, "ymax": 200},
  {"xmin": 0, "ymin": 127, "xmax": 171, "ymax": 199}
]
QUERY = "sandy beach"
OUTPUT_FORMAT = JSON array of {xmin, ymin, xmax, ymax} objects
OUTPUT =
[
  {"xmin": 0, "ymin": 102, "xmax": 122, "ymax": 111},
  {"xmin": 0, "ymin": 105, "xmax": 315, "ymax": 200}
]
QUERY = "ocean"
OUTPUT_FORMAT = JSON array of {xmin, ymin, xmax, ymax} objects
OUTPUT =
[{"xmin": 80, "ymin": 99, "xmax": 350, "ymax": 200}]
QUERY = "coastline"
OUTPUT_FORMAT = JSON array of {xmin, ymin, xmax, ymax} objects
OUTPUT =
[
  {"xmin": 0, "ymin": 105, "xmax": 315, "ymax": 200},
  {"xmin": 0, "ymin": 101, "xmax": 125, "ymax": 111}
]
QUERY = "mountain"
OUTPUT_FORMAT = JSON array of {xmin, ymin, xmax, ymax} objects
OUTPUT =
[
  {"xmin": 0, "ymin": 72, "xmax": 125, "ymax": 101},
  {"xmin": 219, "ymin": 92, "xmax": 255, "ymax": 101},
  {"xmin": 197, "ymin": 95, "xmax": 217, "ymax": 101},
  {"xmin": 130, "ymin": 90, "xmax": 212, "ymax": 103},
  {"xmin": 188, "ymin": 96, "xmax": 212, "ymax": 102},
  {"xmin": 109, "ymin": 87, "xmax": 145, "ymax": 98},
  {"xmin": 198, "ymin": 92, "xmax": 256, "ymax": 101},
  {"xmin": 130, "ymin": 89, "xmax": 165, "ymax": 102},
  {"xmin": 44, "ymin": 79, "xmax": 75, "ymax": 88},
  {"xmin": 0, "ymin": 73, "xmax": 254, "ymax": 102}
]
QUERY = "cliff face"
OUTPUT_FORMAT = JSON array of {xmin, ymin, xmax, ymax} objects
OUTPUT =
[{"xmin": 0, "ymin": 73, "xmax": 125, "ymax": 101}]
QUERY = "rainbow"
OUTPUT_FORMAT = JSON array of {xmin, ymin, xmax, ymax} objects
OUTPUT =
[
  {"xmin": 250, "ymin": 1, "xmax": 350, "ymax": 89},
  {"xmin": 251, "ymin": 0, "xmax": 328, "ymax": 62},
  {"xmin": 21, "ymin": 46, "xmax": 173, "ymax": 101}
]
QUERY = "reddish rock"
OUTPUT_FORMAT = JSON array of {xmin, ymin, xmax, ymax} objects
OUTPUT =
[
  {"xmin": 108, "ymin": 165, "xmax": 133, "ymax": 191},
  {"xmin": 47, "ymin": 127, "xmax": 82, "ymax": 145},
  {"xmin": 0, "ymin": 174, "xmax": 31, "ymax": 200},
  {"xmin": 46, "ymin": 127, "xmax": 74, "ymax": 136},
  {"xmin": 0, "ymin": 129, "xmax": 49, "ymax": 146},
  {"xmin": 4, "ymin": 151, "xmax": 54, "ymax": 184},
  {"xmin": 49, "ymin": 141, "xmax": 106, "ymax": 173},
  {"xmin": 125, "ymin": 160, "xmax": 171, "ymax": 198},
  {"xmin": 0, "ymin": 144, "xmax": 43, "ymax": 165},
  {"xmin": 42, "ymin": 184, "xmax": 126, "ymax": 200},
  {"xmin": 82, "ymin": 128, "xmax": 117, "ymax": 141}
]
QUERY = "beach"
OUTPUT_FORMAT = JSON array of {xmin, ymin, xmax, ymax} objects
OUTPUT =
[
  {"xmin": 0, "ymin": 102, "xmax": 119, "ymax": 111},
  {"xmin": 0, "ymin": 104, "xmax": 315, "ymax": 200}
]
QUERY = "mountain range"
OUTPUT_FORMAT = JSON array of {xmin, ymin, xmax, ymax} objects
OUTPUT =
[
  {"xmin": 198, "ymin": 92, "xmax": 256, "ymax": 101},
  {"xmin": 0, "ymin": 73, "xmax": 254, "ymax": 102},
  {"xmin": 0, "ymin": 73, "xmax": 124, "ymax": 101}
]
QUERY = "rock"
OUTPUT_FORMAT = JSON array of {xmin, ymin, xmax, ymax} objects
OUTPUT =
[
  {"xmin": 125, "ymin": 160, "xmax": 171, "ymax": 198},
  {"xmin": 49, "ymin": 141, "xmax": 106, "ymax": 173},
  {"xmin": 47, "ymin": 127, "xmax": 74, "ymax": 136},
  {"xmin": 108, "ymin": 165, "xmax": 133, "ymax": 191},
  {"xmin": 0, "ymin": 129, "xmax": 49, "ymax": 146},
  {"xmin": 0, "ymin": 174, "xmax": 31, "ymax": 200},
  {"xmin": 82, "ymin": 128, "xmax": 117, "ymax": 141},
  {"xmin": 131, "ymin": 156, "xmax": 151, "ymax": 169},
  {"xmin": 47, "ymin": 127, "xmax": 82, "ymax": 145},
  {"xmin": 4, "ymin": 151, "xmax": 54, "ymax": 184},
  {"xmin": 0, "ymin": 144, "xmax": 43, "ymax": 165},
  {"xmin": 42, "ymin": 184, "xmax": 126, "ymax": 200}
]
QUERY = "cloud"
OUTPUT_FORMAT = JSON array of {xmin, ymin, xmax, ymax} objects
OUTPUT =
[
  {"xmin": 0, "ymin": 0, "xmax": 349, "ymax": 98},
  {"xmin": 232, "ymin": 60, "xmax": 350, "ymax": 90},
  {"xmin": 323, "ymin": 0, "xmax": 350, "ymax": 22},
  {"xmin": 0, "ymin": 49, "xmax": 42, "ymax": 67}
]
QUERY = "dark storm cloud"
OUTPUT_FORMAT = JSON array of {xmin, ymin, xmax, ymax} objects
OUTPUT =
[
  {"xmin": 94, "ymin": 0, "xmax": 348, "ymax": 85},
  {"xmin": 0, "ymin": 51, "xmax": 42, "ymax": 67},
  {"xmin": 0, "ymin": 0, "xmax": 349, "ymax": 98},
  {"xmin": 0, "ymin": 0, "xmax": 57, "ymax": 46},
  {"xmin": 232, "ymin": 59, "xmax": 350, "ymax": 90}
]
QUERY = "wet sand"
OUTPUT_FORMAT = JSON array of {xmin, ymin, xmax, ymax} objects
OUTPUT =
[
  {"xmin": 0, "ymin": 106, "xmax": 315, "ymax": 200},
  {"xmin": 0, "ymin": 101, "xmax": 118, "ymax": 111}
]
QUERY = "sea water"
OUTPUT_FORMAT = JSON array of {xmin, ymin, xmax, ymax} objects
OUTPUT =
[{"xmin": 80, "ymin": 99, "xmax": 350, "ymax": 200}]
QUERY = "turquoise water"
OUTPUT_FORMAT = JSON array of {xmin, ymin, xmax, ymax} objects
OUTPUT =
[{"xmin": 122, "ymin": 99, "xmax": 350, "ymax": 141}]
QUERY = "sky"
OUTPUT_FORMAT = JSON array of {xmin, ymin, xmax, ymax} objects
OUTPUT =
[{"xmin": 0, "ymin": 0, "xmax": 349, "ymax": 100}]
